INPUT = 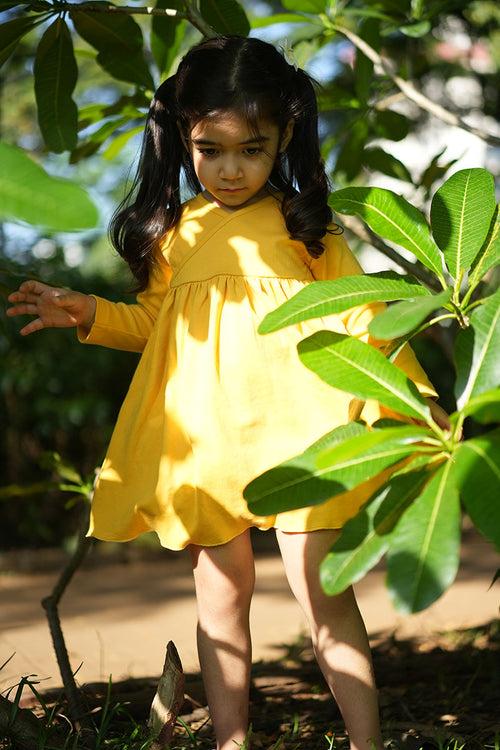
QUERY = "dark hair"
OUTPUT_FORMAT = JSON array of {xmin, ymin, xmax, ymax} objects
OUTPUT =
[{"xmin": 110, "ymin": 35, "xmax": 341, "ymax": 292}]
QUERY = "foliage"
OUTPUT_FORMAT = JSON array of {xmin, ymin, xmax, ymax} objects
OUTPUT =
[{"xmin": 245, "ymin": 167, "xmax": 499, "ymax": 614}]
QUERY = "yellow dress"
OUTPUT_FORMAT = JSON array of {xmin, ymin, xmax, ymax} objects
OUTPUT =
[{"xmin": 77, "ymin": 191, "xmax": 436, "ymax": 550}]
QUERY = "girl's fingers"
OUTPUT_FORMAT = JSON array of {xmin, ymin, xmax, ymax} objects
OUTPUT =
[
  {"xmin": 6, "ymin": 303, "xmax": 39, "ymax": 316},
  {"xmin": 19, "ymin": 318, "xmax": 44, "ymax": 336}
]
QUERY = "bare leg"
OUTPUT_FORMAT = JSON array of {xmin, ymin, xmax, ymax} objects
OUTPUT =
[
  {"xmin": 276, "ymin": 529, "xmax": 383, "ymax": 750},
  {"xmin": 189, "ymin": 530, "xmax": 255, "ymax": 750}
]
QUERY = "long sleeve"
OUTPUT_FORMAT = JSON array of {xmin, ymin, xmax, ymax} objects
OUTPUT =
[
  {"xmin": 308, "ymin": 231, "xmax": 437, "ymax": 403},
  {"xmin": 76, "ymin": 248, "xmax": 173, "ymax": 353}
]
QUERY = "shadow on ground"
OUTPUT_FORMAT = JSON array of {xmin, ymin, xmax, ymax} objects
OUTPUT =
[{"xmin": 20, "ymin": 619, "xmax": 499, "ymax": 750}]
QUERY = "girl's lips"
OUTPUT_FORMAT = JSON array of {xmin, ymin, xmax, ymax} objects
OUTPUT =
[{"xmin": 220, "ymin": 188, "xmax": 244, "ymax": 192}]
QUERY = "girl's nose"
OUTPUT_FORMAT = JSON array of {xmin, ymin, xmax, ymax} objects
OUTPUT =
[{"xmin": 219, "ymin": 155, "xmax": 242, "ymax": 180}]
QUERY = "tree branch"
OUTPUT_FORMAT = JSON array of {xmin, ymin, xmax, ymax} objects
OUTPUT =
[
  {"xmin": 30, "ymin": 1, "xmax": 218, "ymax": 38},
  {"xmin": 340, "ymin": 213, "xmax": 442, "ymax": 291},
  {"xmin": 333, "ymin": 23, "xmax": 500, "ymax": 148}
]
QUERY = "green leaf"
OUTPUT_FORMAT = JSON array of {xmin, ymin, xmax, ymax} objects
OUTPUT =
[
  {"xmin": 34, "ymin": 18, "xmax": 78, "ymax": 153},
  {"xmin": 298, "ymin": 331, "xmax": 431, "ymax": 421},
  {"xmin": 0, "ymin": 13, "xmax": 46, "ymax": 68},
  {"xmin": 251, "ymin": 13, "xmax": 314, "ymax": 28},
  {"xmin": 199, "ymin": 0, "xmax": 250, "ymax": 35},
  {"xmin": 329, "ymin": 187, "xmax": 444, "ymax": 278},
  {"xmin": 452, "ymin": 430, "xmax": 500, "ymax": 551},
  {"xmin": 0, "ymin": 141, "xmax": 99, "ymax": 230},
  {"xmin": 102, "ymin": 125, "xmax": 144, "ymax": 161},
  {"xmin": 71, "ymin": 4, "xmax": 154, "ymax": 89},
  {"xmin": 258, "ymin": 271, "xmax": 429, "ymax": 334},
  {"xmin": 320, "ymin": 469, "xmax": 429, "ymax": 595},
  {"xmin": 363, "ymin": 146, "xmax": 413, "ymax": 183},
  {"xmin": 244, "ymin": 424, "xmax": 429, "ymax": 516},
  {"xmin": 151, "ymin": 0, "xmax": 185, "ymax": 77},
  {"xmin": 282, "ymin": 0, "xmax": 327, "ymax": 11},
  {"xmin": 400, "ymin": 20, "xmax": 431, "ymax": 36},
  {"xmin": 387, "ymin": 460, "xmax": 461, "ymax": 613},
  {"xmin": 468, "ymin": 205, "xmax": 500, "ymax": 291},
  {"xmin": 335, "ymin": 119, "xmax": 369, "ymax": 181},
  {"xmin": 372, "ymin": 109, "xmax": 410, "ymax": 141},
  {"xmin": 368, "ymin": 289, "xmax": 452, "ymax": 340},
  {"xmin": 317, "ymin": 83, "xmax": 361, "ymax": 111},
  {"xmin": 430, "ymin": 168, "xmax": 496, "ymax": 278},
  {"xmin": 244, "ymin": 423, "xmax": 364, "ymax": 515},
  {"xmin": 419, "ymin": 147, "xmax": 459, "ymax": 197},
  {"xmin": 354, "ymin": 18, "xmax": 380, "ymax": 104},
  {"xmin": 456, "ymin": 388, "xmax": 500, "ymax": 425},
  {"xmin": 454, "ymin": 289, "xmax": 500, "ymax": 410}
]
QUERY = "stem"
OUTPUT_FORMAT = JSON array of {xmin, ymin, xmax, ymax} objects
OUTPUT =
[
  {"xmin": 339, "ymin": 214, "xmax": 442, "ymax": 291},
  {"xmin": 330, "ymin": 23, "xmax": 500, "ymax": 147},
  {"xmin": 41, "ymin": 505, "xmax": 94, "ymax": 729},
  {"xmin": 29, "ymin": 1, "xmax": 219, "ymax": 38},
  {"xmin": 387, "ymin": 313, "xmax": 457, "ymax": 361}
]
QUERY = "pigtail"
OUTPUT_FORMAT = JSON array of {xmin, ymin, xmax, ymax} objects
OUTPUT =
[
  {"xmin": 109, "ymin": 75, "xmax": 198, "ymax": 293},
  {"xmin": 276, "ymin": 69, "xmax": 340, "ymax": 259}
]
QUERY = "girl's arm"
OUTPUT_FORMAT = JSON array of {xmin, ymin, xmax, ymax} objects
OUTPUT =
[
  {"xmin": 77, "ymin": 252, "xmax": 173, "ymax": 352},
  {"xmin": 7, "ymin": 247, "xmax": 172, "ymax": 353}
]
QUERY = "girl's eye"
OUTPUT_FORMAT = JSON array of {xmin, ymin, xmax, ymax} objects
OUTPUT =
[
  {"xmin": 244, "ymin": 147, "xmax": 262, "ymax": 156},
  {"xmin": 198, "ymin": 148, "xmax": 218, "ymax": 157}
]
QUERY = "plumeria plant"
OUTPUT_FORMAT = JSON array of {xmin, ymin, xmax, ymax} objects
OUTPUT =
[{"xmin": 244, "ymin": 167, "xmax": 499, "ymax": 614}]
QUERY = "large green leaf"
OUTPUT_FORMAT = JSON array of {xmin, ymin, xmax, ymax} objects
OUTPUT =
[
  {"xmin": 199, "ymin": 0, "xmax": 250, "ymax": 35},
  {"xmin": 244, "ymin": 424, "xmax": 430, "ymax": 516},
  {"xmin": 298, "ymin": 332, "xmax": 431, "ymax": 421},
  {"xmin": 452, "ymin": 429, "xmax": 500, "ymax": 551},
  {"xmin": 335, "ymin": 119, "xmax": 369, "ymax": 181},
  {"xmin": 468, "ymin": 205, "xmax": 500, "ymax": 291},
  {"xmin": 354, "ymin": 18, "xmax": 379, "ymax": 104},
  {"xmin": 456, "ymin": 388, "xmax": 500, "ymax": 425},
  {"xmin": 454, "ymin": 288, "xmax": 500, "ymax": 410},
  {"xmin": 258, "ymin": 272, "xmax": 429, "ymax": 334},
  {"xmin": 372, "ymin": 110, "xmax": 410, "ymax": 141},
  {"xmin": 363, "ymin": 146, "xmax": 413, "ymax": 183},
  {"xmin": 70, "ymin": 4, "xmax": 154, "ymax": 89},
  {"xmin": 251, "ymin": 13, "xmax": 314, "ymax": 28},
  {"xmin": 329, "ymin": 187, "xmax": 444, "ymax": 278},
  {"xmin": 0, "ymin": 141, "xmax": 99, "ymax": 230},
  {"xmin": 151, "ymin": 0, "xmax": 185, "ymax": 77},
  {"xmin": 0, "ymin": 14, "xmax": 45, "ymax": 68},
  {"xmin": 33, "ymin": 18, "xmax": 78, "ymax": 153},
  {"xmin": 430, "ymin": 168, "xmax": 496, "ymax": 278},
  {"xmin": 282, "ymin": 0, "xmax": 327, "ymax": 11},
  {"xmin": 368, "ymin": 289, "xmax": 451, "ymax": 340},
  {"xmin": 320, "ymin": 469, "xmax": 429, "ymax": 595},
  {"xmin": 387, "ymin": 460, "xmax": 461, "ymax": 613}
]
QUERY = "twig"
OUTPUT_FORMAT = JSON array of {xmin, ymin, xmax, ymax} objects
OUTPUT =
[
  {"xmin": 332, "ymin": 23, "xmax": 500, "ymax": 147},
  {"xmin": 41, "ymin": 505, "xmax": 93, "ymax": 728},
  {"xmin": 339, "ymin": 213, "xmax": 442, "ymax": 290},
  {"xmin": 29, "ymin": 1, "xmax": 218, "ymax": 38}
]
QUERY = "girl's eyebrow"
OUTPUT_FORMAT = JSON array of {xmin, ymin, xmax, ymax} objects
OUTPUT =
[{"xmin": 191, "ymin": 135, "xmax": 270, "ymax": 146}]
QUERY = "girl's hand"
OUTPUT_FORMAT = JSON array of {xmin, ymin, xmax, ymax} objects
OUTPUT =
[{"xmin": 6, "ymin": 280, "xmax": 96, "ymax": 336}]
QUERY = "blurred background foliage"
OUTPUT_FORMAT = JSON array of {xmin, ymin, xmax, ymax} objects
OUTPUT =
[{"xmin": 0, "ymin": 0, "xmax": 498, "ymax": 549}]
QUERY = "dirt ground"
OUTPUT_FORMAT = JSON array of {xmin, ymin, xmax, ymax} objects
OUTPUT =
[{"xmin": 1, "ymin": 526, "xmax": 498, "ymax": 747}]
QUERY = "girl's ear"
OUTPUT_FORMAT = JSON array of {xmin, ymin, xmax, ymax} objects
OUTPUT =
[{"xmin": 280, "ymin": 119, "xmax": 295, "ymax": 152}]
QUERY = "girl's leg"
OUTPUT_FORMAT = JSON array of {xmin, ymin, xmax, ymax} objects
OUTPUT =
[
  {"xmin": 276, "ymin": 529, "xmax": 383, "ymax": 750},
  {"xmin": 189, "ymin": 529, "xmax": 255, "ymax": 750}
]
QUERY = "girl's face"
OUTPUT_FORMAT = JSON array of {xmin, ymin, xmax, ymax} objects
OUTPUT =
[{"xmin": 183, "ymin": 110, "xmax": 293, "ymax": 209}]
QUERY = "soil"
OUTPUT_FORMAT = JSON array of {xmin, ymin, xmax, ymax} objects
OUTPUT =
[{"xmin": 15, "ymin": 619, "xmax": 499, "ymax": 750}]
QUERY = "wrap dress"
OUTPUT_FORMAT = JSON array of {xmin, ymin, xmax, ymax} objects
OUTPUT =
[{"xmin": 77, "ymin": 191, "xmax": 437, "ymax": 550}]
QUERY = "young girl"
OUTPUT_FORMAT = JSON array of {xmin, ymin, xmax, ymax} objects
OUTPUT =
[{"xmin": 7, "ymin": 35, "xmax": 446, "ymax": 750}]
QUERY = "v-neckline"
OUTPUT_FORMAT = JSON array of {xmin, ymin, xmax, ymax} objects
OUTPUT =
[{"xmin": 197, "ymin": 190, "xmax": 280, "ymax": 217}]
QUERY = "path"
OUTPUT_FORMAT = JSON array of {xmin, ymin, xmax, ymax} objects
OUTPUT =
[{"xmin": 0, "ymin": 527, "xmax": 498, "ymax": 693}]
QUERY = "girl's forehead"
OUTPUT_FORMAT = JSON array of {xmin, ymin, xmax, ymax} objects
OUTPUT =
[{"xmin": 189, "ymin": 111, "xmax": 277, "ymax": 143}]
